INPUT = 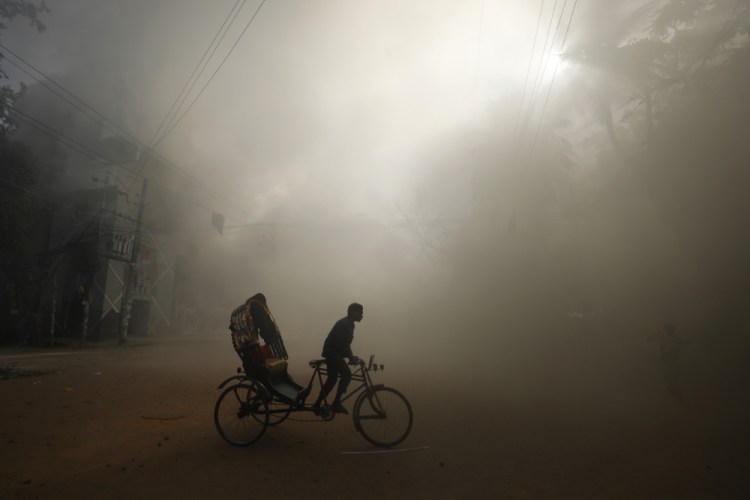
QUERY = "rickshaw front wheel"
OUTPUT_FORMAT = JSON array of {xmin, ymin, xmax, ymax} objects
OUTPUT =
[{"xmin": 353, "ymin": 387, "xmax": 413, "ymax": 447}]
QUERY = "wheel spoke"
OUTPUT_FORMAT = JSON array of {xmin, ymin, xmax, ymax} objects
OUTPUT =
[
  {"xmin": 214, "ymin": 383, "xmax": 269, "ymax": 446},
  {"xmin": 353, "ymin": 387, "xmax": 412, "ymax": 447}
]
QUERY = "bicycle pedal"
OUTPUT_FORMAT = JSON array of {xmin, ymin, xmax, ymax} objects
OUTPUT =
[{"xmin": 319, "ymin": 408, "xmax": 334, "ymax": 421}]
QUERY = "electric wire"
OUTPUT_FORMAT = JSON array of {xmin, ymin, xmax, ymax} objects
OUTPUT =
[
  {"xmin": 127, "ymin": 0, "xmax": 250, "ymax": 213},
  {"xmin": 503, "ymin": 0, "xmax": 577, "ymax": 233},
  {"xmin": 0, "ymin": 43, "xmax": 144, "ymax": 150},
  {"xmin": 0, "ymin": 174, "xmax": 105, "ymax": 219},
  {"xmin": 0, "ymin": 42, "xmax": 250, "ymax": 220},
  {"xmin": 526, "ymin": 0, "xmax": 580, "ymax": 158},
  {"xmin": 516, "ymin": 0, "xmax": 564, "ymax": 154},
  {"xmin": 156, "ymin": 0, "xmax": 267, "ymax": 144},
  {"xmin": 8, "ymin": 106, "xmax": 120, "ymax": 166},
  {"xmin": 7, "ymin": 106, "xmax": 238, "ymax": 223},
  {"xmin": 117, "ymin": 0, "xmax": 257, "ymax": 221},
  {"xmin": 512, "ymin": 0, "xmax": 546, "ymax": 139},
  {"xmin": 150, "ymin": 0, "xmax": 247, "ymax": 146}
]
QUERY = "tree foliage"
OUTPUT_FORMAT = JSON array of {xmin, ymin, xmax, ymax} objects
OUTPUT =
[
  {"xmin": 0, "ymin": 139, "xmax": 40, "ymax": 277},
  {"xmin": 0, "ymin": 0, "xmax": 47, "ymax": 34},
  {"xmin": 0, "ymin": 0, "xmax": 48, "ymax": 342},
  {"xmin": 1, "ymin": 1, "xmax": 48, "ymax": 135},
  {"xmin": 460, "ymin": 0, "xmax": 750, "ymax": 332},
  {"xmin": 555, "ymin": 0, "xmax": 750, "ymax": 317}
]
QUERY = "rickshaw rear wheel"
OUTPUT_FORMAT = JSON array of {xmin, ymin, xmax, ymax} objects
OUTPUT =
[{"xmin": 214, "ymin": 382, "xmax": 269, "ymax": 446}]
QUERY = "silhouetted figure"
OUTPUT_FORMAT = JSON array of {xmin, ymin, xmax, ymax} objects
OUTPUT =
[
  {"xmin": 248, "ymin": 293, "xmax": 286, "ymax": 358},
  {"xmin": 313, "ymin": 303, "xmax": 364, "ymax": 415},
  {"xmin": 230, "ymin": 293, "xmax": 284, "ymax": 379},
  {"xmin": 648, "ymin": 322, "xmax": 690, "ymax": 399}
]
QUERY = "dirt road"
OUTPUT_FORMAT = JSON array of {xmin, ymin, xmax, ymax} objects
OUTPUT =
[{"xmin": 1, "ymin": 335, "xmax": 748, "ymax": 499}]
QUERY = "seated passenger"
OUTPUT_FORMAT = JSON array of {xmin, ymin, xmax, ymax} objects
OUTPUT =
[
  {"xmin": 248, "ymin": 293, "xmax": 286, "ymax": 359},
  {"xmin": 229, "ymin": 293, "xmax": 287, "ymax": 380}
]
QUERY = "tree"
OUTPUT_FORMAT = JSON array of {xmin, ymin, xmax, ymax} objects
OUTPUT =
[
  {"xmin": 0, "ymin": 0, "xmax": 48, "ymax": 343},
  {"xmin": 1, "ymin": 0, "xmax": 48, "ymax": 136},
  {"xmin": 566, "ymin": 0, "xmax": 750, "ymax": 165},
  {"xmin": 454, "ymin": 0, "xmax": 750, "ymax": 342},
  {"xmin": 557, "ymin": 0, "xmax": 750, "ymax": 322}
]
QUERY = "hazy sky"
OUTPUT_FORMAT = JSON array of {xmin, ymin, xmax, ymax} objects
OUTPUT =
[
  {"xmin": 5, "ymin": 2, "xmax": 750, "ymax": 416},
  {"xmin": 4, "ymin": 0, "xmax": 582, "ymax": 225},
  {"xmin": 6, "ymin": 0, "xmax": 671, "ymax": 340},
  {"xmin": 1, "ymin": 0, "xmax": 610, "ymax": 340}
]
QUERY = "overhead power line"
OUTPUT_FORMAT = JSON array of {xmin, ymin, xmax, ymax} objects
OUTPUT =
[
  {"xmin": 517, "ymin": 0, "xmax": 564, "ymax": 152},
  {"xmin": 513, "ymin": 0, "xmax": 547, "ymax": 139},
  {"xmin": 526, "ymin": 0, "xmax": 580, "ymax": 158},
  {"xmin": 0, "ymin": 43, "xmax": 150, "ymax": 162},
  {"xmin": 8, "ymin": 106, "xmax": 120, "ymax": 166},
  {"xmin": 150, "ymin": 0, "xmax": 247, "ymax": 147},
  {"xmin": 0, "ymin": 174, "xmax": 105, "ymax": 218},
  {"xmin": 0, "ymin": 42, "xmax": 248, "ymax": 220},
  {"xmin": 501, "ymin": 0, "xmax": 579, "ymax": 235},
  {"xmin": 126, "ymin": 0, "xmax": 255, "ymax": 217},
  {"xmin": 156, "ymin": 0, "xmax": 267, "ymax": 144},
  {"xmin": 7, "ymin": 106, "xmax": 239, "ymax": 222}
]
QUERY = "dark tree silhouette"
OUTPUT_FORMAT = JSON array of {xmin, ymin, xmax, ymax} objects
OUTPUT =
[{"xmin": 0, "ymin": 0, "xmax": 48, "ymax": 344}]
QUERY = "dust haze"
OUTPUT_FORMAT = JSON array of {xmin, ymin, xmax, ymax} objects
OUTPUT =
[{"xmin": 4, "ymin": 0, "xmax": 749, "ymax": 435}]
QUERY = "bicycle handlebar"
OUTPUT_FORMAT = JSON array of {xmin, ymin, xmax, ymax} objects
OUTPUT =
[{"xmin": 344, "ymin": 355, "xmax": 382, "ymax": 372}]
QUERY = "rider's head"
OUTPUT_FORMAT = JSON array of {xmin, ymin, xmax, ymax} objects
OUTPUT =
[{"xmin": 347, "ymin": 303, "xmax": 364, "ymax": 322}]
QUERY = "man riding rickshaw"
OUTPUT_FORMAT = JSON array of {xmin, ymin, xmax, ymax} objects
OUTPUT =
[{"xmin": 218, "ymin": 294, "xmax": 413, "ymax": 447}]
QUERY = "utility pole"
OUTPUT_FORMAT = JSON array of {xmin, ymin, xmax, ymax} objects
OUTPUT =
[
  {"xmin": 645, "ymin": 87, "xmax": 654, "ymax": 154},
  {"xmin": 80, "ymin": 174, "xmax": 109, "ymax": 349},
  {"xmin": 50, "ymin": 273, "xmax": 57, "ymax": 347},
  {"xmin": 118, "ymin": 178, "xmax": 148, "ymax": 345}
]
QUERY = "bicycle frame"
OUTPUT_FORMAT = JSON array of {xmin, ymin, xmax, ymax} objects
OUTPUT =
[
  {"xmin": 308, "ymin": 359, "xmax": 381, "ymax": 406},
  {"xmin": 217, "ymin": 356, "xmax": 383, "ymax": 411},
  {"xmin": 214, "ymin": 354, "xmax": 412, "ymax": 447}
]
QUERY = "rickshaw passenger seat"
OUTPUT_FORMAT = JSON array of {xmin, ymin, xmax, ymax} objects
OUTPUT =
[
  {"xmin": 264, "ymin": 358, "xmax": 305, "ymax": 403},
  {"xmin": 265, "ymin": 357, "xmax": 287, "ymax": 373}
]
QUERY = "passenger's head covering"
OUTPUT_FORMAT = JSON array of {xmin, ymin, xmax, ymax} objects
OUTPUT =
[{"xmin": 247, "ymin": 293, "xmax": 267, "ymax": 305}]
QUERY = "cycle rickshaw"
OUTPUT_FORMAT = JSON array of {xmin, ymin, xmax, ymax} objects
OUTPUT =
[{"xmin": 213, "ymin": 300, "xmax": 413, "ymax": 448}]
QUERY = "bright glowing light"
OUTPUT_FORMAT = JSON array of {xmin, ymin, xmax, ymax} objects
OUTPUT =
[{"xmin": 548, "ymin": 53, "xmax": 570, "ymax": 73}]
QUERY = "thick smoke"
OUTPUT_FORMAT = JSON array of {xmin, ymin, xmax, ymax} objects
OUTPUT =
[{"xmin": 4, "ymin": 0, "xmax": 749, "ymax": 426}]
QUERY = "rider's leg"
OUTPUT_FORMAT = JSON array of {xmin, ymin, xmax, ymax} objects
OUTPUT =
[
  {"xmin": 331, "ymin": 362, "xmax": 352, "ymax": 405},
  {"xmin": 313, "ymin": 358, "xmax": 341, "ymax": 408},
  {"xmin": 314, "ymin": 378, "xmax": 335, "ymax": 407},
  {"xmin": 323, "ymin": 358, "xmax": 351, "ymax": 414}
]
